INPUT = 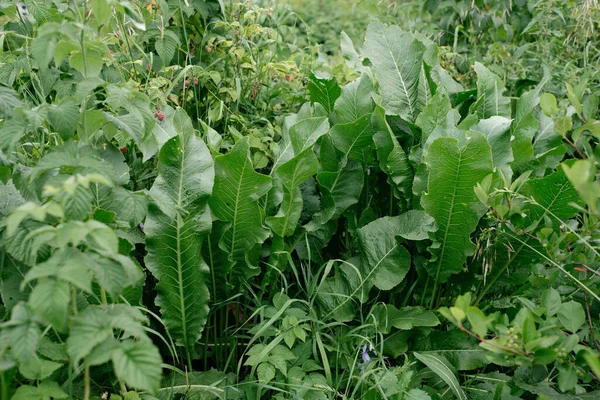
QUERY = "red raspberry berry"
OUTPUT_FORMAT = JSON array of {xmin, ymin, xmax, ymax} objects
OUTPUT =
[
  {"xmin": 157, "ymin": 113, "xmax": 165, "ymax": 121},
  {"xmin": 120, "ymin": 146, "xmax": 127, "ymax": 154},
  {"xmin": 85, "ymin": 10, "xmax": 90, "ymax": 17},
  {"xmin": 193, "ymin": 77, "xmax": 199, "ymax": 85},
  {"xmin": 285, "ymin": 74, "xmax": 290, "ymax": 81},
  {"xmin": 109, "ymin": 49, "xmax": 114, "ymax": 55}
]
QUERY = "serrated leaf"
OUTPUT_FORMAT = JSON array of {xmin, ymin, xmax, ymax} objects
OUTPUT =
[
  {"xmin": 273, "ymin": 115, "xmax": 329, "ymax": 170},
  {"xmin": 6, "ymin": 303, "xmax": 40, "ymax": 363},
  {"xmin": 473, "ymin": 62, "xmax": 511, "ymax": 119},
  {"xmin": 421, "ymin": 132, "xmax": 493, "ymax": 284},
  {"xmin": 357, "ymin": 216, "xmax": 411, "ymax": 291},
  {"xmin": 374, "ymin": 304, "xmax": 439, "ymax": 332},
  {"xmin": 414, "ymin": 352, "xmax": 467, "ymax": 400},
  {"xmin": 472, "ymin": 116, "xmax": 513, "ymax": 180},
  {"xmin": 107, "ymin": 187, "xmax": 148, "ymax": 227},
  {"xmin": 308, "ymin": 73, "xmax": 340, "ymax": 115},
  {"xmin": 334, "ymin": 74, "xmax": 374, "ymax": 124},
  {"xmin": 67, "ymin": 306, "xmax": 113, "ymax": 365},
  {"xmin": 145, "ymin": 131, "xmax": 214, "ymax": 351},
  {"xmin": 11, "ymin": 380, "xmax": 67, "ymax": 400},
  {"xmin": 373, "ymin": 104, "xmax": 413, "ymax": 198},
  {"xmin": 363, "ymin": 22, "xmax": 425, "ymax": 121},
  {"xmin": 0, "ymin": 86, "xmax": 24, "ymax": 119},
  {"xmin": 112, "ymin": 339, "xmax": 162, "ymax": 393},
  {"xmin": 330, "ymin": 113, "xmax": 376, "ymax": 162},
  {"xmin": 70, "ymin": 50, "xmax": 103, "ymax": 78},
  {"xmin": 208, "ymin": 138, "xmax": 272, "ymax": 285},
  {"xmin": 28, "ymin": 279, "xmax": 69, "ymax": 332},
  {"xmin": 266, "ymin": 149, "xmax": 319, "ymax": 237},
  {"xmin": 257, "ymin": 362, "xmax": 276, "ymax": 383},
  {"xmin": 47, "ymin": 97, "xmax": 79, "ymax": 140},
  {"xmin": 155, "ymin": 31, "xmax": 179, "ymax": 65}
]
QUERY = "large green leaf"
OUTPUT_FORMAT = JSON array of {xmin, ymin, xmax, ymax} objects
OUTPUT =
[
  {"xmin": 305, "ymin": 158, "xmax": 363, "ymax": 230},
  {"xmin": 372, "ymin": 105, "xmax": 413, "ymax": 200},
  {"xmin": 308, "ymin": 73, "xmax": 341, "ymax": 115},
  {"xmin": 11, "ymin": 381, "xmax": 67, "ymax": 400},
  {"xmin": 266, "ymin": 149, "xmax": 319, "ymax": 238},
  {"xmin": 421, "ymin": 132, "xmax": 493, "ymax": 285},
  {"xmin": 145, "ymin": 122, "xmax": 214, "ymax": 351},
  {"xmin": 357, "ymin": 216, "xmax": 411, "ymax": 291},
  {"xmin": 472, "ymin": 116, "xmax": 513, "ymax": 180},
  {"xmin": 413, "ymin": 330, "xmax": 488, "ymax": 371},
  {"xmin": 28, "ymin": 279, "xmax": 69, "ymax": 332},
  {"xmin": 363, "ymin": 22, "xmax": 425, "ymax": 121},
  {"xmin": 67, "ymin": 307, "xmax": 113, "ymax": 365},
  {"xmin": 334, "ymin": 74, "xmax": 374, "ymax": 124},
  {"xmin": 330, "ymin": 114, "xmax": 376, "ymax": 162},
  {"xmin": 47, "ymin": 97, "xmax": 79, "ymax": 140},
  {"xmin": 473, "ymin": 62, "xmax": 511, "ymax": 119},
  {"xmin": 373, "ymin": 304, "xmax": 439, "ymax": 333},
  {"xmin": 0, "ymin": 86, "xmax": 24, "ymax": 119},
  {"xmin": 414, "ymin": 352, "xmax": 468, "ymax": 400},
  {"xmin": 208, "ymin": 138, "xmax": 272, "ymax": 284},
  {"xmin": 272, "ymin": 115, "xmax": 329, "ymax": 171},
  {"xmin": 112, "ymin": 339, "xmax": 162, "ymax": 393}
]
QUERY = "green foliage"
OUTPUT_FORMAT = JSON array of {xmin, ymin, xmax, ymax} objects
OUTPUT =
[{"xmin": 1, "ymin": 0, "xmax": 600, "ymax": 399}]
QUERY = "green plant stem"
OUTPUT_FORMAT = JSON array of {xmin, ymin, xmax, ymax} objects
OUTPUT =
[
  {"xmin": 1, "ymin": 370, "xmax": 7, "ymax": 400},
  {"xmin": 119, "ymin": 379, "xmax": 127, "ymax": 396},
  {"xmin": 100, "ymin": 287, "xmax": 107, "ymax": 305},
  {"xmin": 83, "ymin": 359, "xmax": 91, "ymax": 400}
]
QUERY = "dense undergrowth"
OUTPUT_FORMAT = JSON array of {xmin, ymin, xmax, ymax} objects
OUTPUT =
[{"xmin": 1, "ymin": 0, "xmax": 600, "ymax": 399}]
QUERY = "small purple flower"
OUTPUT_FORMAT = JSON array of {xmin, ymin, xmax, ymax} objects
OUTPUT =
[
  {"xmin": 361, "ymin": 345, "xmax": 371, "ymax": 362},
  {"xmin": 357, "ymin": 343, "xmax": 377, "ymax": 371},
  {"xmin": 139, "ymin": 223, "xmax": 145, "ymax": 233}
]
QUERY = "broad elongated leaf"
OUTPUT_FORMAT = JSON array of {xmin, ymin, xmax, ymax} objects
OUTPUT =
[
  {"xmin": 334, "ymin": 74, "xmax": 374, "ymax": 124},
  {"xmin": 422, "ymin": 132, "xmax": 493, "ymax": 284},
  {"xmin": 316, "ymin": 260, "xmax": 362, "ymax": 322},
  {"xmin": 373, "ymin": 304, "xmax": 439, "ymax": 333},
  {"xmin": 414, "ymin": 352, "xmax": 467, "ymax": 400},
  {"xmin": 266, "ymin": 149, "xmax": 319, "ymax": 237},
  {"xmin": 145, "ymin": 124, "xmax": 214, "ymax": 350},
  {"xmin": 330, "ymin": 113, "xmax": 376, "ymax": 162},
  {"xmin": 305, "ymin": 158, "xmax": 363, "ymax": 230},
  {"xmin": 357, "ymin": 216, "xmax": 411, "ymax": 291},
  {"xmin": 363, "ymin": 22, "xmax": 425, "ymax": 121},
  {"xmin": 413, "ymin": 330, "xmax": 488, "ymax": 371},
  {"xmin": 511, "ymin": 82, "xmax": 544, "ymax": 172},
  {"xmin": 272, "ymin": 115, "xmax": 329, "ymax": 171},
  {"xmin": 473, "ymin": 62, "xmax": 511, "ymax": 119},
  {"xmin": 208, "ymin": 138, "xmax": 272, "ymax": 284},
  {"xmin": 373, "ymin": 105, "xmax": 413, "ymax": 199},
  {"xmin": 308, "ymin": 73, "xmax": 341, "ymax": 115},
  {"xmin": 472, "ymin": 116, "xmax": 513, "ymax": 180}
]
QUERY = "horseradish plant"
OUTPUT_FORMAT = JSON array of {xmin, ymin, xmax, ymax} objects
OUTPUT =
[{"xmin": 0, "ymin": 0, "xmax": 599, "ymax": 398}]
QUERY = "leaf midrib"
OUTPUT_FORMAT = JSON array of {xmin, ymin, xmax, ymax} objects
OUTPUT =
[
  {"xmin": 384, "ymin": 36, "xmax": 414, "ymax": 118},
  {"xmin": 176, "ymin": 138, "xmax": 188, "ymax": 347},
  {"xmin": 433, "ymin": 146, "xmax": 463, "ymax": 287}
]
